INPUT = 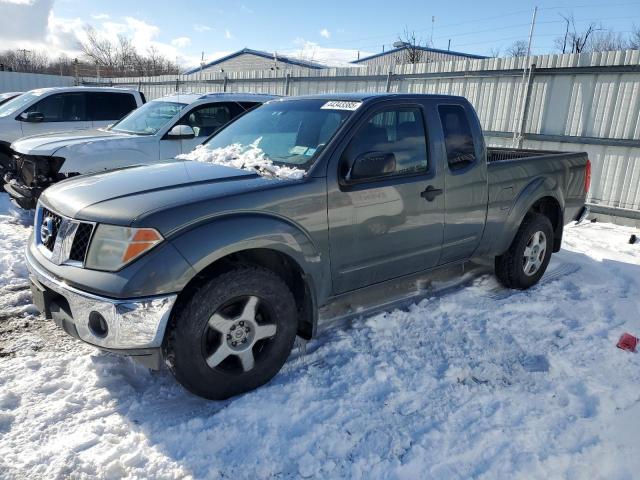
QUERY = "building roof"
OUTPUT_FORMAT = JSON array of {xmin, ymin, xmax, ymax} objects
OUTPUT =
[
  {"xmin": 183, "ymin": 48, "xmax": 327, "ymax": 75},
  {"xmin": 352, "ymin": 45, "xmax": 487, "ymax": 64}
]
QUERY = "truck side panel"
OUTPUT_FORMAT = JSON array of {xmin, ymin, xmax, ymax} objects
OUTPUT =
[{"xmin": 476, "ymin": 152, "xmax": 588, "ymax": 257}]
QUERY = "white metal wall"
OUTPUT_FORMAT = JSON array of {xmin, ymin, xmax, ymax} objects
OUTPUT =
[{"xmin": 0, "ymin": 71, "xmax": 74, "ymax": 93}]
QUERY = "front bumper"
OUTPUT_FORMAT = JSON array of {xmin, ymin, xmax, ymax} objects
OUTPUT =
[
  {"xmin": 26, "ymin": 247, "xmax": 177, "ymax": 367},
  {"xmin": 3, "ymin": 177, "xmax": 40, "ymax": 209}
]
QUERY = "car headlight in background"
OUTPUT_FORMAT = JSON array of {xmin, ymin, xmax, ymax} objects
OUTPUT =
[{"xmin": 85, "ymin": 225, "xmax": 163, "ymax": 271}]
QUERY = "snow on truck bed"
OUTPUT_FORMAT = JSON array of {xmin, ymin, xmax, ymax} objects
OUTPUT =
[{"xmin": 0, "ymin": 192, "xmax": 639, "ymax": 480}]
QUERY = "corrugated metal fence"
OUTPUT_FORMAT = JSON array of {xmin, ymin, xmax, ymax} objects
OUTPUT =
[
  {"xmin": 2, "ymin": 50, "xmax": 639, "ymax": 218},
  {"xmin": 0, "ymin": 71, "xmax": 74, "ymax": 92}
]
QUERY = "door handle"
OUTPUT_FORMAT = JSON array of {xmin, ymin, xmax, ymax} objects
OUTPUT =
[{"xmin": 420, "ymin": 185, "xmax": 443, "ymax": 202}]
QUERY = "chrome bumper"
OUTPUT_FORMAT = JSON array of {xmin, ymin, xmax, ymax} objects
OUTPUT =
[{"xmin": 27, "ymin": 251, "xmax": 177, "ymax": 350}]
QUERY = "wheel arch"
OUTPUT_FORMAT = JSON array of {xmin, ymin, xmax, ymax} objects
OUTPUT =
[
  {"xmin": 167, "ymin": 213, "xmax": 326, "ymax": 341},
  {"xmin": 494, "ymin": 177, "xmax": 565, "ymax": 256}
]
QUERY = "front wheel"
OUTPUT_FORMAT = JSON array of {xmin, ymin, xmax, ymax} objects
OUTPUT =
[
  {"xmin": 495, "ymin": 213, "xmax": 554, "ymax": 290},
  {"xmin": 165, "ymin": 265, "xmax": 298, "ymax": 399}
]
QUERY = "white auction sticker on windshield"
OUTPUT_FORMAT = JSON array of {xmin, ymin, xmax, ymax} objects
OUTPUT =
[{"xmin": 321, "ymin": 101, "xmax": 362, "ymax": 111}]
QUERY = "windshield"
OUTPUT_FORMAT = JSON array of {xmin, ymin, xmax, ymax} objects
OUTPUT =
[
  {"xmin": 198, "ymin": 99, "xmax": 357, "ymax": 171},
  {"xmin": 110, "ymin": 100, "xmax": 186, "ymax": 135},
  {"xmin": 0, "ymin": 91, "xmax": 42, "ymax": 117}
]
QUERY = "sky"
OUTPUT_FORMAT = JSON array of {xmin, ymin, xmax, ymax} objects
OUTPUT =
[{"xmin": 0, "ymin": 0, "xmax": 638, "ymax": 69}]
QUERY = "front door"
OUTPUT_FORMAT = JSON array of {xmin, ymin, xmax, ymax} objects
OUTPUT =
[
  {"xmin": 178, "ymin": 102, "xmax": 246, "ymax": 155},
  {"xmin": 327, "ymin": 104, "xmax": 444, "ymax": 294},
  {"xmin": 21, "ymin": 92, "xmax": 91, "ymax": 136}
]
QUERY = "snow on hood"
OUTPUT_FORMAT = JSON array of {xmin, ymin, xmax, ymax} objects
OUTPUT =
[{"xmin": 177, "ymin": 139, "xmax": 305, "ymax": 180}]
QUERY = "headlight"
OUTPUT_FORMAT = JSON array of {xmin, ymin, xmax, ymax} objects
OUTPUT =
[{"xmin": 85, "ymin": 225, "xmax": 163, "ymax": 271}]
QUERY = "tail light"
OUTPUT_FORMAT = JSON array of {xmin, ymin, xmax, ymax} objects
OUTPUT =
[{"xmin": 584, "ymin": 159, "xmax": 591, "ymax": 193}]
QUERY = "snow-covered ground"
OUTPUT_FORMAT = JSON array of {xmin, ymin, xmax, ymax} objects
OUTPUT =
[{"xmin": 0, "ymin": 192, "xmax": 639, "ymax": 480}]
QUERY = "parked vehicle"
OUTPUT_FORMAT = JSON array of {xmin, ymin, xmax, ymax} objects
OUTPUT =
[
  {"xmin": 4, "ymin": 92, "xmax": 277, "ymax": 209},
  {"xmin": 26, "ymin": 93, "xmax": 590, "ymax": 399},
  {"xmin": 0, "ymin": 87, "xmax": 144, "ymax": 184},
  {"xmin": 0, "ymin": 92, "xmax": 23, "ymax": 106}
]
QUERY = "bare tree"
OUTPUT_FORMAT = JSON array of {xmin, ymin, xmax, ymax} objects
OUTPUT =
[
  {"xmin": 79, "ymin": 26, "xmax": 179, "ymax": 76},
  {"xmin": 506, "ymin": 40, "xmax": 529, "ymax": 57},
  {"xmin": 555, "ymin": 14, "xmax": 601, "ymax": 53},
  {"xmin": 628, "ymin": 24, "xmax": 640, "ymax": 49},
  {"xmin": 396, "ymin": 28, "xmax": 426, "ymax": 64},
  {"xmin": 489, "ymin": 46, "xmax": 501, "ymax": 58},
  {"xmin": 588, "ymin": 30, "xmax": 629, "ymax": 52}
]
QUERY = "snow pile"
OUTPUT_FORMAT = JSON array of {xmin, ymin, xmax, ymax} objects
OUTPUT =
[
  {"xmin": 1, "ymin": 191, "xmax": 639, "ymax": 479},
  {"xmin": 178, "ymin": 139, "xmax": 305, "ymax": 180}
]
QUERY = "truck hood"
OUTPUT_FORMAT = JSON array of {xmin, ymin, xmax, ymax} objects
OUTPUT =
[
  {"xmin": 11, "ymin": 129, "xmax": 138, "ymax": 156},
  {"xmin": 40, "ymin": 160, "xmax": 288, "ymax": 225}
]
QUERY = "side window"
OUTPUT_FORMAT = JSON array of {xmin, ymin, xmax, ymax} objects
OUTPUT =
[
  {"xmin": 341, "ymin": 106, "xmax": 428, "ymax": 182},
  {"xmin": 238, "ymin": 101, "xmax": 261, "ymax": 111},
  {"xmin": 88, "ymin": 92, "xmax": 138, "ymax": 121},
  {"xmin": 438, "ymin": 105, "xmax": 477, "ymax": 171},
  {"xmin": 26, "ymin": 92, "xmax": 87, "ymax": 122},
  {"xmin": 183, "ymin": 103, "xmax": 243, "ymax": 137}
]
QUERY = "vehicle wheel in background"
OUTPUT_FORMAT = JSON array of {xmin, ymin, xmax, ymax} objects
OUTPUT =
[
  {"xmin": 494, "ymin": 213, "xmax": 554, "ymax": 290},
  {"xmin": 165, "ymin": 265, "xmax": 298, "ymax": 400}
]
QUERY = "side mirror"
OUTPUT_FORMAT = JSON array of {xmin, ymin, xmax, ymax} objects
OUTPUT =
[
  {"xmin": 348, "ymin": 151, "xmax": 396, "ymax": 181},
  {"xmin": 22, "ymin": 111, "xmax": 44, "ymax": 123},
  {"xmin": 167, "ymin": 124, "xmax": 195, "ymax": 140}
]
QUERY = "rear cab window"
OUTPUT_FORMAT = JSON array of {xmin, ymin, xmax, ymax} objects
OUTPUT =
[{"xmin": 437, "ymin": 104, "xmax": 477, "ymax": 171}]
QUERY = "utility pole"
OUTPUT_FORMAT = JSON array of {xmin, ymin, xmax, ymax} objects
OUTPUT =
[
  {"xmin": 430, "ymin": 16, "xmax": 435, "ymax": 47},
  {"xmin": 513, "ymin": 6, "xmax": 538, "ymax": 147},
  {"xmin": 447, "ymin": 39, "xmax": 451, "ymax": 51}
]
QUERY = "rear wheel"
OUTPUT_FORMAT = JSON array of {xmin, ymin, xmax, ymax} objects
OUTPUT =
[
  {"xmin": 495, "ymin": 213, "xmax": 554, "ymax": 290},
  {"xmin": 165, "ymin": 265, "xmax": 298, "ymax": 399}
]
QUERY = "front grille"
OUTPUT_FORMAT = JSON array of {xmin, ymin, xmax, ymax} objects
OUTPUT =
[
  {"xmin": 37, "ymin": 206, "xmax": 94, "ymax": 266},
  {"xmin": 41, "ymin": 207, "xmax": 62, "ymax": 251},
  {"xmin": 69, "ymin": 223, "xmax": 94, "ymax": 262}
]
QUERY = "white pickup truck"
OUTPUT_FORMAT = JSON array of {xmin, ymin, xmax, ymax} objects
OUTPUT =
[
  {"xmin": 0, "ymin": 87, "xmax": 144, "ymax": 180},
  {"xmin": 4, "ymin": 92, "xmax": 276, "ymax": 208}
]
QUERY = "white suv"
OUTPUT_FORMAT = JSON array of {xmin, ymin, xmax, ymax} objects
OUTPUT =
[
  {"xmin": 4, "ymin": 92, "xmax": 276, "ymax": 208},
  {"xmin": 0, "ymin": 87, "xmax": 144, "ymax": 179}
]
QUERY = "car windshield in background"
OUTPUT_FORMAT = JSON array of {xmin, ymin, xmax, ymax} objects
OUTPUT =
[
  {"xmin": 202, "ymin": 99, "xmax": 357, "ymax": 170},
  {"xmin": 0, "ymin": 91, "xmax": 41, "ymax": 117},
  {"xmin": 110, "ymin": 101, "xmax": 186, "ymax": 135}
]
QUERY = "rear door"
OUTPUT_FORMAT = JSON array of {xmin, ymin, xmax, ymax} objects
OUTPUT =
[
  {"xmin": 87, "ymin": 92, "xmax": 139, "ymax": 128},
  {"xmin": 21, "ymin": 92, "xmax": 91, "ymax": 136},
  {"xmin": 327, "ymin": 102, "xmax": 445, "ymax": 293},
  {"xmin": 436, "ymin": 102, "xmax": 488, "ymax": 263}
]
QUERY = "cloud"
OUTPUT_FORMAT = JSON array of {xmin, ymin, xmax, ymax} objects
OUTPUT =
[
  {"xmin": 91, "ymin": 13, "xmax": 109, "ymax": 20},
  {"xmin": 240, "ymin": 4, "xmax": 254, "ymax": 14},
  {"xmin": 171, "ymin": 36, "xmax": 191, "ymax": 48},
  {"xmin": 224, "ymin": 29, "xmax": 232, "ymax": 39},
  {"xmin": 0, "ymin": 0, "xmax": 201, "ymax": 66},
  {"xmin": 193, "ymin": 23, "xmax": 211, "ymax": 33},
  {"xmin": 320, "ymin": 28, "xmax": 330, "ymax": 39}
]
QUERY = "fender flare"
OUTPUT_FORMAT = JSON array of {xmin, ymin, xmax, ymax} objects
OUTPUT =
[
  {"xmin": 168, "ymin": 212, "xmax": 326, "ymax": 332},
  {"xmin": 493, "ymin": 176, "xmax": 565, "ymax": 256}
]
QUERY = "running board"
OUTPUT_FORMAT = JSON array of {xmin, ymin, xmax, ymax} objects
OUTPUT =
[{"xmin": 317, "ymin": 259, "xmax": 493, "ymax": 334}]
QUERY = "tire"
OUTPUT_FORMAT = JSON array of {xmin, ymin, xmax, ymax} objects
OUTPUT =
[
  {"xmin": 495, "ymin": 213, "xmax": 554, "ymax": 290},
  {"xmin": 165, "ymin": 265, "xmax": 298, "ymax": 399}
]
